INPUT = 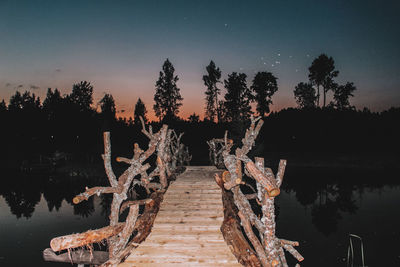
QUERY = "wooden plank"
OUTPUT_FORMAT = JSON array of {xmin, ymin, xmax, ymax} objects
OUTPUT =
[{"xmin": 119, "ymin": 166, "xmax": 241, "ymax": 266}]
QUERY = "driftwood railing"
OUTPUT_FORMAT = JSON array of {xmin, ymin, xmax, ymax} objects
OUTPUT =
[
  {"xmin": 207, "ymin": 138, "xmax": 226, "ymax": 169},
  {"xmin": 43, "ymin": 118, "xmax": 190, "ymax": 267},
  {"xmin": 214, "ymin": 116, "xmax": 304, "ymax": 267}
]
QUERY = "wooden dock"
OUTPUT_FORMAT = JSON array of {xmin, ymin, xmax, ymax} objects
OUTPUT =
[{"xmin": 119, "ymin": 166, "xmax": 241, "ymax": 267}]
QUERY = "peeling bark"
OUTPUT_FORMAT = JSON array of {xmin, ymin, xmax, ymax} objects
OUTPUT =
[
  {"xmin": 216, "ymin": 173, "xmax": 262, "ymax": 267},
  {"xmin": 217, "ymin": 116, "xmax": 304, "ymax": 266},
  {"xmin": 50, "ymin": 223, "xmax": 125, "ymax": 252}
]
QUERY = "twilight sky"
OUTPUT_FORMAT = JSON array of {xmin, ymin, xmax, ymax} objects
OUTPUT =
[{"xmin": 1, "ymin": 0, "xmax": 399, "ymax": 120}]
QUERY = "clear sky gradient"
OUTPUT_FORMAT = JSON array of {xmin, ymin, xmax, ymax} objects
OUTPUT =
[{"xmin": 1, "ymin": 0, "xmax": 399, "ymax": 120}]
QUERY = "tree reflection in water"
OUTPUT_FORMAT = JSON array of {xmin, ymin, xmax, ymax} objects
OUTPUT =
[
  {"xmin": 0, "ymin": 170, "xmax": 107, "ymax": 219},
  {"xmin": 281, "ymin": 166, "xmax": 399, "ymax": 236}
]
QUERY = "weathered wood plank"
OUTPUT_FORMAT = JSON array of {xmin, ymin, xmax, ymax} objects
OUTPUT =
[{"xmin": 119, "ymin": 166, "xmax": 241, "ymax": 266}]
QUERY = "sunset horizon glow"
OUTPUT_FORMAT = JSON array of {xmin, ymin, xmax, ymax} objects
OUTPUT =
[{"xmin": 1, "ymin": 0, "xmax": 399, "ymax": 119}]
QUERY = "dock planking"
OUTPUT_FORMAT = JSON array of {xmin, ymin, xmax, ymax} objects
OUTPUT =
[{"xmin": 120, "ymin": 166, "xmax": 241, "ymax": 266}]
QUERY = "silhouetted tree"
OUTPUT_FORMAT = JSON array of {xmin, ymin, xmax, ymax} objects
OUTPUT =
[
  {"xmin": 9, "ymin": 91, "xmax": 41, "ymax": 111},
  {"xmin": 99, "ymin": 94, "xmax": 116, "ymax": 117},
  {"xmin": 43, "ymin": 88, "xmax": 63, "ymax": 120},
  {"xmin": 0, "ymin": 99, "xmax": 7, "ymax": 112},
  {"xmin": 154, "ymin": 59, "xmax": 183, "ymax": 122},
  {"xmin": 134, "ymin": 98, "xmax": 148, "ymax": 125},
  {"xmin": 224, "ymin": 72, "xmax": 252, "ymax": 121},
  {"xmin": 68, "ymin": 81, "xmax": 94, "ymax": 112},
  {"xmin": 188, "ymin": 113, "xmax": 200, "ymax": 123},
  {"xmin": 251, "ymin": 71, "xmax": 278, "ymax": 117},
  {"xmin": 332, "ymin": 82, "xmax": 356, "ymax": 110},
  {"xmin": 203, "ymin": 60, "xmax": 222, "ymax": 122},
  {"xmin": 308, "ymin": 54, "xmax": 339, "ymax": 107},
  {"xmin": 99, "ymin": 93, "xmax": 116, "ymax": 130},
  {"xmin": 294, "ymin": 82, "xmax": 317, "ymax": 109},
  {"xmin": 217, "ymin": 100, "xmax": 227, "ymax": 122}
]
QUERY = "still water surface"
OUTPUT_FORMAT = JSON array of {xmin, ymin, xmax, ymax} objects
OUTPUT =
[{"xmin": 0, "ymin": 166, "xmax": 399, "ymax": 266}]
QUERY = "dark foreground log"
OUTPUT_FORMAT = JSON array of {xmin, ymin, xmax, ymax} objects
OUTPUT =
[
  {"xmin": 100, "ymin": 189, "xmax": 165, "ymax": 266},
  {"xmin": 43, "ymin": 248, "xmax": 108, "ymax": 265},
  {"xmin": 216, "ymin": 174, "xmax": 262, "ymax": 267}
]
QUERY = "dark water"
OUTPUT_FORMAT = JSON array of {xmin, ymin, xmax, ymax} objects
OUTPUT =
[
  {"xmin": 0, "ymin": 166, "xmax": 399, "ymax": 267},
  {"xmin": 276, "ymin": 167, "xmax": 400, "ymax": 267},
  {"xmin": 0, "ymin": 171, "xmax": 110, "ymax": 267}
]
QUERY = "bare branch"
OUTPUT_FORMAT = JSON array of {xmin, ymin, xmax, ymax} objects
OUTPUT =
[
  {"xmin": 282, "ymin": 243, "xmax": 304, "ymax": 262},
  {"xmin": 276, "ymin": 160, "xmax": 287, "ymax": 188},
  {"xmin": 73, "ymin": 186, "xmax": 121, "ymax": 204},
  {"xmin": 102, "ymin": 132, "xmax": 118, "ymax": 187},
  {"xmin": 238, "ymin": 211, "xmax": 269, "ymax": 267},
  {"xmin": 245, "ymin": 161, "xmax": 280, "ymax": 197},
  {"xmin": 120, "ymin": 199, "xmax": 153, "ymax": 214}
]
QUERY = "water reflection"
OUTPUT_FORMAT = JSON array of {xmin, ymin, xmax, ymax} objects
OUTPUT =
[
  {"xmin": 281, "ymin": 166, "xmax": 400, "ymax": 236},
  {"xmin": 0, "ymin": 171, "xmax": 107, "ymax": 219},
  {"xmin": 1, "ymin": 166, "xmax": 399, "ymax": 237},
  {"xmin": 1, "ymin": 166, "xmax": 400, "ymax": 267}
]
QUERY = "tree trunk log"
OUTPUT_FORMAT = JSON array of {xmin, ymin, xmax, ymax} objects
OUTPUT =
[
  {"xmin": 100, "ymin": 190, "xmax": 164, "ymax": 266},
  {"xmin": 217, "ymin": 174, "xmax": 262, "ymax": 267},
  {"xmin": 50, "ymin": 223, "xmax": 125, "ymax": 252},
  {"xmin": 245, "ymin": 161, "xmax": 280, "ymax": 197}
]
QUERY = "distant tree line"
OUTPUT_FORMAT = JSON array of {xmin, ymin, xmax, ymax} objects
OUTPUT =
[
  {"xmin": 0, "ymin": 56, "xmax": 398, "ymax": 169},
  {"xmin": 201, "ymin": 60, "xmax": 278, "ymax": 122}
]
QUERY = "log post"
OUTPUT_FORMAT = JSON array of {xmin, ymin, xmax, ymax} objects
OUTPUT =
[
  {"xmin": 217, "ymin": 116, "xmax": 304, "ymax": 266},
  {"xmin": 50, "ymin": 223, "xmax": 125, "ymax": 252}
]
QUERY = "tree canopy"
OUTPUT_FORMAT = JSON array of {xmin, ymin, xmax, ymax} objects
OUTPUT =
[
  {"xmin": 203, "ymin": 60, "xmax": 222, "ymax": 122},
  {"xmin": 134, "ymin": 98, "xmax": 148, "ymax": 125},
  {"xmin": 224, "ymin": 72, "xmax": 252, "ymax": 121},
  {"xmin": 99, "ymin": 94, "xmax": 116, "ymax": 117},
  {"xmin": 153, "ymin": 59, "xmax": 183, "ymax": 122},
  {"xmin": 68, "ymin": 81, "xmax": 94, "ymax": 112},
  {"xmin": 308, "ymin": 54, "xmax": 339, "ymax": 107},
  {"xmin": 332, "ymin": 82, "xmax": 356, "ymax": 110},
  {"xmin": 251, "ymin": 71, "xmax": 278, "ymax": 117},
  {"xmin": 294, "ymin": 82, "xmax": 317, "ymax": 109}
]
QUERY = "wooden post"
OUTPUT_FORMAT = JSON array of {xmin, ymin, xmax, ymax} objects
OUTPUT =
[{"xmin": 217, "ymin": 116, "xmax": 304, "ymax": 266}]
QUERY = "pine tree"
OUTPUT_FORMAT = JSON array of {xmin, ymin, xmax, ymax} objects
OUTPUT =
[
  {"xmin": 99, "ymin": 94, "xmax": 116, "ymax": 117},
  {"xmin": 153, "ymin": 59, "xmax": 183, "ymax": 122},
  {"xmin": 251, "ymin": 71, "xmax": 278, "ymax": 117},
  {"xmin": 224, "ymin": 72, "xmax": 252, "ymax": 121},
  {"xmin": 134, "ymin": 98, "xmax": 148, "ymax": 125},
  {"xmin": 203, "ymin": 60, "xmax": 222, "ymax": 122},
  {"xmin": 69, "ymin": 81, "xmax": 94, "ymax": 112}
]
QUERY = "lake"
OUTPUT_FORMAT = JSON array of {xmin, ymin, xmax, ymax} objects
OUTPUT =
[{"xmin": 0, "ymin": 165, "xmax": 399, "ymax": 266}]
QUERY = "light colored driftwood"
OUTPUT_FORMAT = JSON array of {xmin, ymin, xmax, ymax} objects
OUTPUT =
[
  {"xmin": 169, "ymin": 129, "xmax": 184, "ymax": 169},
  {"xmin": 216, "ymin": 173, "xmax": 262, "ymax": 267},
  {"xmin": 217, "ymin": 115, "xmax": 304, "ymax": 266},
  {"xmin": 120, "ymin": 198, "xmax": 153, "ymax": 214},
  {"xmin": 207, "ymin": 138, "xmax": 226, "ymax": 168},
  {"xmin": 100, "ymin": 190, "xmax": 165, "ymax": 266},
  {"xmin": 50, "ymin": 223, "xmax": 125, "ymax": 252},
  {"xmin": 46, "ymin": 116, "xmax": 185, "ymax": 266},
  {"xmin": 245, "ymin": 161, "xmax": 279, "ymax": 197},
  {"xmin": 238, "ymin": 211, "xmax": 270, "ymax": 267}
]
